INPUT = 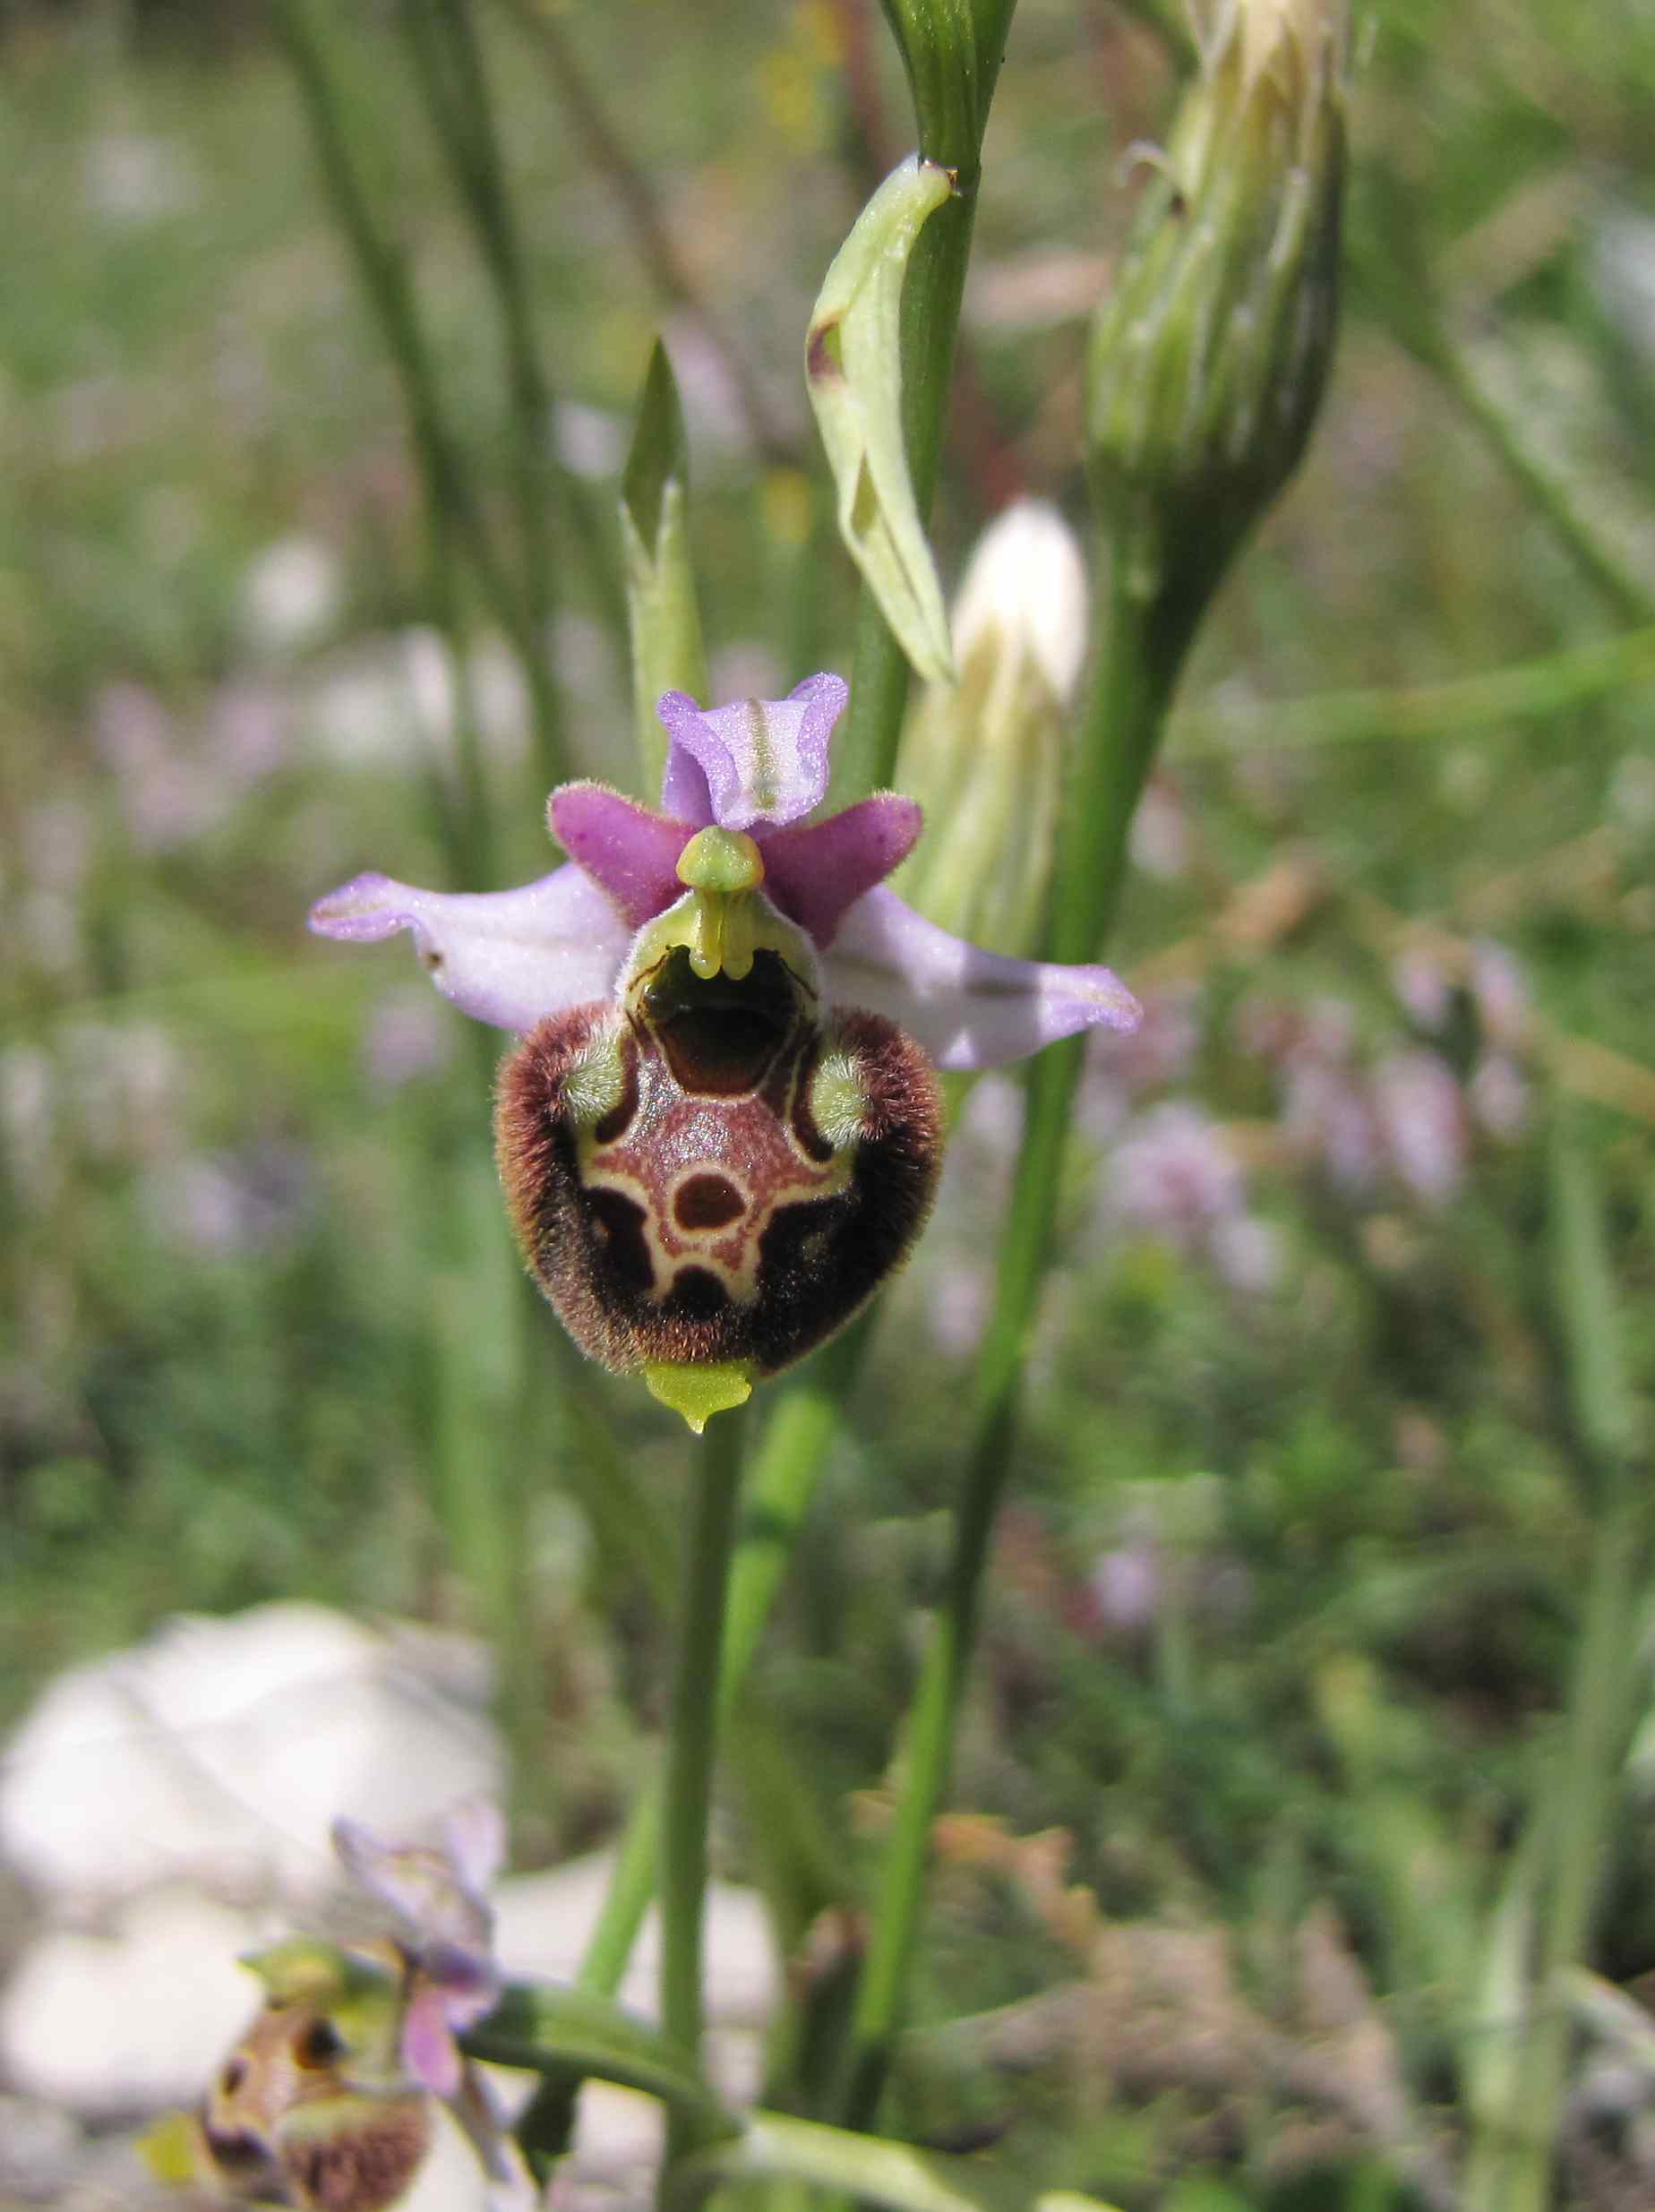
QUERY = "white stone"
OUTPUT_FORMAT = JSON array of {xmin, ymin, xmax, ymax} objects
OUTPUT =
[
  {"xmin": 493, "ymin": 1854, "xmax": 779, "ymax": 2026},
  {"xmin": 0, "ymin": 2090, "xmax": 84, "ymax": 2197},
  {"xmin": 0, "ymin": 1602, "xmax": 503, "ymax": 1909},
  {"xmin": 0, "ymin": 1890, "xmax": 262, "ymax": 2114}
]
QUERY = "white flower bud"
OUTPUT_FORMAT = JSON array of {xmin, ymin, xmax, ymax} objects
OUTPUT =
[
  {"xmin": 950, "ymin": 501, "xmax": 1089, "ymax": 706},
  {"xmin": 895, "ymin": 504, "xmax": 1090, "ymax": 956}
]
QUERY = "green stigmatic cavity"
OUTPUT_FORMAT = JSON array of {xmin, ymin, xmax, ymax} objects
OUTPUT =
[{"xmin": 495, "ymin": 885, "xmax": 942, "ymax": 1401}]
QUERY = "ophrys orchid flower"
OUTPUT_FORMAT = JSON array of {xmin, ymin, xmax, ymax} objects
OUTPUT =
[
  {"xmin": 311, "ymin": 675, "xmax": 1139, "ymax": 1427},
  {"xmin": 140, "ymin": 1810, "xmax": 530, "ymax": 2212}
]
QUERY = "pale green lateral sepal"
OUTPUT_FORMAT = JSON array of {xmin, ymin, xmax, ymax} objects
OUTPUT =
[
  {"xmin": 622, "ymin": 340, "xmax": 711, "ymax": 797},
  {"xmin": 805, "ymin": 155, "xmax": 957, "ymax": 688}
]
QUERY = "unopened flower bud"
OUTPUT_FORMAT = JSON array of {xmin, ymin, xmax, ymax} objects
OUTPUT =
[
  {"xmin": 895, "ymin": 502, "xmax": 1086, "ymax": 955},
  {"xmin": 1088, "ymin": 0, "xmax": 1347, "ymax": 619}
]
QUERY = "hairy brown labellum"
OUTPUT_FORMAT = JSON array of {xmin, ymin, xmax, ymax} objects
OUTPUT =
[
  {"xmin": 495, "ymin": 952, "xmax": 942, "ymax": 1377},
  {"xmin": 277, "ymin": 2094, "xmax": 431, "ymax": 2212},
  {"xmin": 205, "ymin": 1999, "xmax": 430, "ymax": 2211}
]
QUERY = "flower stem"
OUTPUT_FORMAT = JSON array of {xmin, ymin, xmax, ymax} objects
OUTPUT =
[
  {"xmin": 275, "ymin": 0, "xmax": 569, "ymax": 801},
  {"xmin": 403, "ymin": 0, "xmax": 570, "ymax": 793},
  {"xmin": 580, "ymin": 1325, "xmax": 869, "ymax": 2000},
  {"xmin": 1173, "ymin": 622, "xmax": 1655, "ymax": 755},
  {"xmin": 1486, "ymin": 1119, "xmax": 1644, "ymax": 2212},
  {"xmin": 275, "ymin": 4, "xmax": 514, "ymax": 622},
  {"xmin": 1355, "ymin": 177, "xmax": 1652, "ymax": 627},
  {"xmin": 659, "ymin": 1405, "xmax": 747, "ymax": 2184},
  {"xmin": 487, "ymin": 0, "xmax": 791, "ymax": 463},
  {"xmin": 1433, "ymin": 336, "xmax": 1653, "ymax": 626},
  {"xmin": 838, "ymin": 554, "xmax": 1194, "ymax": 2129}
]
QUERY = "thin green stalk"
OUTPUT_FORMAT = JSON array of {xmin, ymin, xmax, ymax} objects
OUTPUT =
[
  {"xmin": 1492, "ymin": 1121, "xmax": 1644, "ymax": 2212},
  {"xmin": 1434, "ymin": 339, "xmax": 1653, "ymax": 626},
  {"xmin": 660, "ymin": 1408, "xmax": 747, "ymax": 2184},
  {"xmin": 1358, "ymin": 188, "xmax": 1651, "ymax": 628},
  {"xmin": 838, "ymin": 559, "xmax": 1192, "ymax": 2130},
  {"xmin": 402, "ymin": 0, "xmax": 570, "ymax": 791},
  {"xmin": 423, "ymin": 500, "xmax": 498, "ymax": 892},
  {"xmin": 1498, "ymin": 1488, "xmax": 1639, "ymax": 2212},
  {"xmin": 1173, "ymin": 621, "xmax": 1655, "ymax": 755},
  {"xmin": 486, "ymin": 0, "xmax": 790, "ymax": 462},
  {"xmin": 274, "ymin": 0, "xmax": 523, "ymax": 644},
  {"xmin": 579, "ymin": 1325, "xmax": 869, "ymax": 1996}
]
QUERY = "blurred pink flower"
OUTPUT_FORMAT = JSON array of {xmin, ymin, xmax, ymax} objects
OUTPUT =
[
  {"xmin": 333, "ymin": 1800, "xmax": 505, "ymax": 2100},
  {"xmin": 1372, "ymin": 1049, "xmax": 1466, "ymax": 1206}
]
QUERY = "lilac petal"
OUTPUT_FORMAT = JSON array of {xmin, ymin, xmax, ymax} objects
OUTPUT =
[
  {"xmin": 657, "ymin": 724, "xmax": 716, "ymax": 827},
  {"xmin": 548, "ymin": 783, "xmax": 690, "ymax": 927},
  {"xmin": 401, "ymin": 1984, "xmax": 463, "ymax": 2098},
  {"xmin": 656, "ymin": 673, "xmax": 847, "ymax": 831},
  {"xmin": 334, "ymin": 1817, "xmax": 495, "ymax": 1959},
  {"xmin": 759, "ymin": 794, "xmax": 922, "ymax": 947},
  {"xmin": 823, "ymin": 886, "xmax": 1142, "ymax": 1070},
  {"xmin": 309, "ymin": 865, "xmax": 627, "ymax": 1033},
  {"xmin": 422, "ymin": 1949, "xmax": 501, "ymax": 2044}
]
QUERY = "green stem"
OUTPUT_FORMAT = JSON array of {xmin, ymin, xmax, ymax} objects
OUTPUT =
[
  {"xmin": 487, "ymin": 0, "xmax": 790, "ymax": 462},
  {"xmin": 660, "ymin": 1409, "xmax": 747, "ymax": 2183},
  {"xmin": 1496, "ymin": 1121, "xmax": 1644, "ymax": 2212},
  {"xmin": 1356, "ymin": 170, "xmax": 1651, "ymax": 628},
  {"xmin": 1433, "ymin": 339, "xmax": 1653, "ymax": 625},
  {"xmin": 579, "ymin": 1325, "xmax": 868, "ymax": 1996},
  {"xmin": 838, "ymin": 558, "xmax": 1191, "ymax": 2129},
  {"xmin": 422, "ymin": 497, "xmax": 497, "ymax": 892},
  {"xmin": 1173, "ymin": 622, "xmax": 1655, "ymax": 755},
  {"xmin": 407, "ymin": 0, "xmax": 570, "ymax": 791},
  {"xmin": 274, "ymin": 0, "xmax": 522, "ymax": 641}
]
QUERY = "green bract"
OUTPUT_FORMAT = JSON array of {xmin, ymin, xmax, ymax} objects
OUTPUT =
[
  {"xmin": 805, "ymin": 155, "xmax": 957, "ymax": 688},
  {"xmin": 620, "ymin": 341, "xmax": 711, "ymax": 796}
]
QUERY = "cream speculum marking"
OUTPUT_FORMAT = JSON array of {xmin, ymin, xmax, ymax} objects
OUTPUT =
[{"xmin": 573, "ymin": 834, "xmax": 861, "ymax": 1319}]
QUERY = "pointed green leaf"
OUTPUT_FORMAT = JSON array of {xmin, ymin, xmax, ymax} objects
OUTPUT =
[
  {"xmin": 670, "ymin": 2110, "xmax": 1126, "ymax": 2212},
  {"xmin": 806, "ymin": 156, "xmax": 956, "ymax": 687},
  {"xmin": 621, "ymin": 340, "xmax": 710, "ymax": 796}
]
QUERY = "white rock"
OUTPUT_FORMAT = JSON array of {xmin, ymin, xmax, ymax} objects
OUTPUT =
[
  {"xmin": 569, "ymin": 2081, "xmax": 665, "ymax": 2195},
  {"xmin": 0, "ymin": 1602, "xmax": 503, "ymax": 1908},
  {"xmin": 399, "ymin": 2098, "xmax": 506, "ymax": 2212},
  {"xmin": 0, "ymin": 1889, "xmax": 262, "ymax": 2114},
  {"xmin": 0, "ymin": 2090, "xmax": 84, "ymax": 2197},
  {"xmin": 494, "ymin": 1854, "xmax": 779, "ymax": 2027}
]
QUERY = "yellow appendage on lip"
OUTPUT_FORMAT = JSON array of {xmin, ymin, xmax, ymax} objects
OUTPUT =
[
  {"xmin": 644, "ymin": 1359, "xmax": 754, "ymax": 1432},
  {"xmin": 675, "ymin": 827, "xmax": 766, "ymax": 982}
]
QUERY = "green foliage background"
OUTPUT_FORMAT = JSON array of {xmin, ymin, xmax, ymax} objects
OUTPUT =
[{"xmin": 2, "ymin": 2, "xmax": 1653, "ymax": 2204}]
